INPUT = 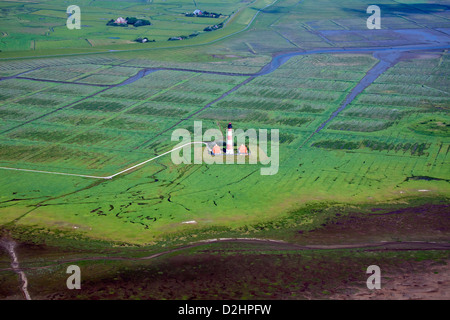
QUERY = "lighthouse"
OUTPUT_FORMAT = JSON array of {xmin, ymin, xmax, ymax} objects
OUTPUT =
[{"xmin": 226, "ymin": 122, "xmax": 234, "ymax": 155}]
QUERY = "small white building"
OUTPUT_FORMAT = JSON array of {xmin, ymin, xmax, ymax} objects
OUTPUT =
[
  {"xmin": 193, "ymin": 9, "xmax": 202, "ymax": 15},
  {"xmin": 115, "ymin": 17, "xmax": 127, "ymax": 24}
]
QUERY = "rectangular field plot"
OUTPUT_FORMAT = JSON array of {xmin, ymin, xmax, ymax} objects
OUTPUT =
[
  {"xmin": 363, "ymin": 83, "xmax": 449, "ymax": 98},
  {"xmin": 88, "ymin": 66, "xmax": 141, "ymax": 77},
  {"xmin": 46, "ymin": 64, "xmax": 108, "ymax": 74},
  {"xmin": 214, "ymin": 89, "xmax": 346, "ymax": 113},
  {"xmin": 0, "ymin": 69, "xmax": 33, "ymax": 78},
  {"xmin": 277, "ymin": 28, "xmax": 332, "ymax": 46},
  {"xmin": 126, "ymin": 102, "xmax": 195, "ymax": 119},
  {"xmin": 407, "ymin": 14, "xmax": 450, "ymax": 29},
  {"xmin": 295, "ymin": 143, "xmax": 441, "ymax": 191},
  {"xmin": 310, "ymin": 137, "xmax": 432, "ymax": 157},
  {"xmin": 111, "ymin": 72, "xmax": 249, "ymax": 111},
  {"xmin": 99, "ymin": 114, "xmax": 178, "ymax": 131},
  {"xmin": 198, "ymin": 53, "xmax": 380, "ymax": 149},
  {"xmin": 0, "ymin": 141, "xmax": 42, "ymax": 162},
  {"xmin": 6, "ymin": 125, "xmax": 74, "ymax": 144},
  {"xmin": 62, "ymin": 128, "xmax": 155, "ymax": 149},
  {"xmin": 44, "ymin": 111, "xmax": 108, "ymax": 127},
  {"xmin": 114, "ymin": 70, "xmax": 196, "ymax": 91},
  {"xmin": 0, "ymin": 78, "xmax": 52, "ymax": 94},
  {"xmin": 198, "ymin": 107, "xmax": 314, "ymax": 127},
  {"xmin": 0, "ymin": 105, "xmax": 43, "ymax": 122},
  {"xmin": 0, "ymin": 113, "xmax": 182, "ymax": 170},
  {"xmin": 4, "ymin": 105, "xmax": 182, "ymax": 146},
  {"xmin": 355, "ymin": 54, "xmax": 450, "ymax": 112},
  {"xmin": 197, "ymin": 107, "xmax": 252, "ymax": 121},
  {"xmin": 306, "ymin": 127, "xmax": 445, "ymax": 173},
  {"xmin": 326, "ymin": 119, "xmax": 394, "ymax": 133},
  {"xmin": 148, "ymin": 90, "xmax": 214, "ymax": 106},
  {"xmin": 98, "ymin": 86, "xmax": 162, "ymax": 100},
  {"xmin": 212, "ymin": 53, "xmax": 377, "ymax": 109},
  {"xmin": 229, "ymin": 85, "xmax": 345, "ymax": 103},
  {"xmin": 0, "ymin": 87, "xmax": 30, "ymax": 101},
  {"xmin": 176, "ymin": 73, "xmax": 248, "ymax": 90},
  {"xmin": 0, "ymin": 141, "xmax": 142, "ymax": 174},
  {"xmin": 272, "ymin": 54, "xmax": 376, "ymax": 80},
  {"xmin": 0, "ymin": 119, "xmax": 20, "ymax": 133},
  {"xmin": 123, "ymin": 54, "xmax": 270, "ymax": 74},
  {"xmin": 303, "ymin": 20, "xmax": 346, "ymax": 31},
  {"xmin": 340, "ymin": 105, "xmax": 406, "ymax": 121},
  {"xmin": 40, "ymin": 83, "xmax": 103, "ymax": 97},
  {"xmin": 375, "ymin": 55, "xmax": 450, "ymax": 90},
  {"xmin": 376, "ymin": 72, "xmax": 449, "ymax": 87},
  {"xmin": 21, "ymin": 68, "xmax": 84, "ymax": 82},
  {"xmin": 175, "ymin": 79, "xmax": 242, "ymax": 95},
  {"xmin": 251, "ymin": 77, "xmax": 353, "ymax": 92},
  {"xmin": 353, "ymin": 93, "xmax": 449, "ymax": 109},
  {"xmin": 14, "ymin": 91, "xmax": 81, "ymax": 109},
  {"xmin": 77, "ymin": 74, "xmax": 129, "ymax": 85},
  {"xmin": 0, "ymin": 57, "xmax": 119, "ymax": 74},
  {"xmin": 215, "ymin": 95, "xmax": 306, "ymax": 111},
  {"xmin": 71, "ymin": 98, "xmax": 136, "ymax": 113}
]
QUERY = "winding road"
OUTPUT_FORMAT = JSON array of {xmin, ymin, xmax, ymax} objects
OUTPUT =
[{"xmin": 2, "ymin": 238, "xmax": 449, "ymax": 274}]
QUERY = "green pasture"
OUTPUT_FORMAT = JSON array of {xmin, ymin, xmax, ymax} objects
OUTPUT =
[
  {"xmin": 0, "ymin": 50, "xmax": 449, "ymax": 244},
  {"xmin": 0, "ymin": 0, "xmax": 449, "ymax": 245},
  {"xmin": 0, "ymin": 0, "xmax": 268, "ymax": 55},
  {"xmin": 1, "ymin": 0, "xmax": 448, "ymax": 59}
]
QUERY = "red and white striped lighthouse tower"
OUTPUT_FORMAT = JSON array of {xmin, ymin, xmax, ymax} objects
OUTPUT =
[{"xmin": 226, "ymin": 122, "xmax": 234, "ymax": 155}]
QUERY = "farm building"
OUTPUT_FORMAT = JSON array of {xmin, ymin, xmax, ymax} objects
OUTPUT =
[
  {"xmin": 212, "ymin": 144, "xmax": 222, "ymax": 155},
  {"xmin": 193, "ymin": 9, "xmax": 203, "ymax": 15},
  {"xmin": 238, "ymin": 144, "xmax": 248, "ymax": 155}
]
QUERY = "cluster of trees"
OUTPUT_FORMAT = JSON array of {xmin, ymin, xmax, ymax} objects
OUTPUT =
[
  {"xmin": 204, "ymin": 22, "xmax": 223, "ymax": 32},
  {"xmin": 168, "ymin": 21, "xmax": 223, "ymax": 40},
  {"xmin": 107, "ymin": 17, "xmax": 151, "ymax": 27},
  {"xmin": 135, "ymin": 37, "xmax": 155, "ymax": 43},
  {"xmin": 185, "ymin": 11, "xmax": 221, "ymax": 18},
  {"xmin": 168, "ymin": 32, "xmax": 199, "ymax": 41}
]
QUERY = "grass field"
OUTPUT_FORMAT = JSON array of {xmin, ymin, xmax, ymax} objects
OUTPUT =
[
  {"xmin": 0, "ymin": 51, "xmax": 448, "ymax": 245},
  {"xmin": 0, "ymin": 0, "xmax": 449, "ymax": 247},
  {"xmin": 0, "ymin": 0, "xmax": 277, "ymax": 56},
  {"xmin": 0, "ymin": 0, "xmax": 449, "ymax": 302}
]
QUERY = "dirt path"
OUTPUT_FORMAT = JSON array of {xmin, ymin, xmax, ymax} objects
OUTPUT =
[
  {"xmin": 1, "ymin": 238, "xmax": 448, "ymax": 273},
  {"xmin": 0, "ymin": 238, "xmax": 31, "ymax": 300}
]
